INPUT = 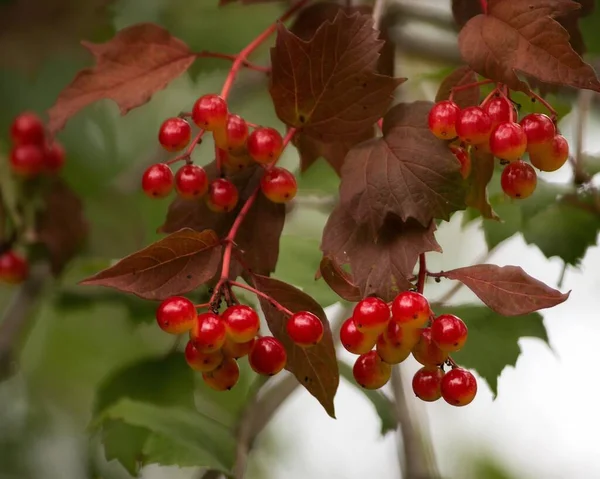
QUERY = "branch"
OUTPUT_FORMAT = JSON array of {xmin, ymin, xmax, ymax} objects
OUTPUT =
[
  {"xmin": 372, "ymin": 0, "xmax": 387, "ymax": 29},
  {"xmin": 571, "ymin": 89, "xmax": 595, "ymax": 185}
]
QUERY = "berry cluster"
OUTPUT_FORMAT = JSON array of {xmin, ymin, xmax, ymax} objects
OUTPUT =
[
  {"xmin": 141, "ymin": 94, "xmax": 298, "ymax": 209},
  {"xmin": 428, "ymin": 86, "xmax": 568, "ymax": 200},
  {"xmin": 155, "ymin": 295, "xmax": 324, "ymax": 390},
  {"xmin": 342, "ymin": 292, "xmax": 477, "ymax": 407}
]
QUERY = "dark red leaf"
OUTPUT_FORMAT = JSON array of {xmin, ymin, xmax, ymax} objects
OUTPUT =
[
  {"xmin": 435, "ymin": 65, "xmax": 480, "ymax": 109},
  {"xmin": 339, "ymin": 101, "xmax": 466, "ymax": 232},
  {"xmin": 80, "ymin": 228, "xmax": 222, "ymax": 300},
  {"xmin": 458, "ymin": 0, "xmax": 600, "ymax": 93},
  {"xmin": 318, "ymin": 256, "xmax": 362, "ymax": 302},
  {"xmin": 251, "ymin": 274, "xmax": 339, "ymax": 417},
  {"xmin": 48, "ymin": 23, "xmax": 196, "ymax": 133},
  {"xmin": 465, "ymin": 150, "xmax": 499, "ymax": 220},
  {"xmin": 321, "ymin": 205, "xmax": 442, "ymax": 301},
  {"xmin": 442, "ymin": 264, "xmax": 570, "ymax": 315}
]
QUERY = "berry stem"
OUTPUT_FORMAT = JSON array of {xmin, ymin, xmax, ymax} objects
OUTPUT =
[
  {"xmin": 165, "ymin": 130, "xmax": 206, "ymax": 165},
  {"xmin": 479, "ymin": 86, "xmax": 500, "ymax": 108},
  {"xmin": 194, "ymin": 302, "xmax": 210, "ymax": 310},
  {"xmin": 446, "ymin": 356, "xmax": 459, "ymax": 369},
  {"xmin": 479, "ymin": 0, "xmax": 488, "ymax": 14},
  {"xmin": 196, "ymin": 51, "xmax": 270, "ymax": 73},
  {"xmin": 527, "ymin": 89, "xmax": 558, "ymax": 121},
  {"xmin": 220, "ymin": 0, "xmax": 309, "ymax": 100},
  {"xmin": 449, "ymin": 79, "xmax": 494, "ymax": 101},
  {"xmin": 229, "ymin": 280, "xmax": 294, "ymax": 316},
  {"xmin": 416, "ymin": 253, "xmax": 427, "ymax": 294}
]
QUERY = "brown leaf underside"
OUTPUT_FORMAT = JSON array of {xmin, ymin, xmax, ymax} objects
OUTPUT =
[{"xmin": 318, "ymin": 256, "xmax": 362, "ymax": 302}]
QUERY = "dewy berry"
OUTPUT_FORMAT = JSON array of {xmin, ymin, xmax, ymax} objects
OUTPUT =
[
  {"xmin": 158, "ymin": 117, "xmax": 191, "ymax": 152},
  {"xmin": 352, "ymin": 296, "xmax": 390, "ymax": 334},
  {"xmin": 412, "ymin": 367, "xmax": 444, "ymax": 402},
  {"xmin": 44, "ymin": 141, "xmax": 66, "ymax": 173},
  {"xmin": 175, "ymin": 164, "xmax": 208, "ymax": 200},
  {"xmin": 142, "ymin": 163, "xmax": 174, "ymax": 198},
  {"xmin": 214, "ymin": 114, "xmax": 249, "ymax": 153},
  {"xmin": 412, "ymin": 328, "xmax": 448, "ymax": 367},
  {"xmin": 248, "ymin": 336, "xmax": 287, "ymax": 376},
  {"xmin": 10, "ymin": 144, "xmax": 45, "ymax": 177},
  {"xmin": 191, "ymin": 312, "xmax": 226, "ymax": 353},
  {"xmin": 489, "ymin": 122, "xmax": 527, "ymax": 162},
  {"xmin": 529, "ymin": 134, "xmax": 569, "ymax": 172},
  {"xmin": 483, "ymin": 97, "xmax": 512, "ymax": 128},
  {"xmin": 222, "ymin": 305, "xmax": 260, "ymax": 343},
  {"xmin": 206, "ymin": 178, "xmax": 239, "ymax": 213},
  {"xmin": 501, "ymin": 160, "xmax": 537, "ymax": 199},
  {"xmin": 519, "ymin": 113, "xmax": 556, "ymax": 154},
  {"xmin": 156, "ymin": 296, "xmax": 196, "ymax": 334},
  {"xmin": 449, "ymin": 145, "xmax": 471, "ymax": 179},
  {"xmin": 260, "ymin": 167, "xmax": 298, "ymax": 203},
  {"xmin": 202, "ymin": 357, "xmax": 240, "ymax": 391},
  {"xmin": 391, "ymin": 291, "xmax": 431, "ymax": 329},
  {"xmin": 247, "ymin": 127, "xmax": 284, "ymax": 164},
  {"xmin": 192, "ymin": 94, "xmax": 228, "ymax": 131},
  {"xmin": 185, "ymin": 340, "xmax": 224, "ymax": 372},
  {"xmin": 10, "ymin": 112, "xmax": 45, "ymax": 146},
  {"xmin": 456, "ymin": 106, "xmax": 493, "ymax": 145},
  {"xmin": 0, "ymin": 251, "xmax": 29, "ymax": 284},
  {"xmin": 431, "ymin": 314, "xmax": 468, "ymax": 352},
  {"xmin": 441, "ymin": 368, "xmax": 477, "ymax": 406},
  {"xmin": 340, "ymin": 317, "xmax": 378, "ymax": 355},
  {"xmin": 352, "ymin": 350, "xmax": 392, "ymax": 390},
  {"xmin": 286, "ymin": 311, "xmax": 324, "ymax": 347},
  {"xmin": 428, "ymin": 100, "xmax": 460, "ymax": 140},
  {"xmin": 222, "ymin": 337, "xmax": 255, "ymax": 359}
]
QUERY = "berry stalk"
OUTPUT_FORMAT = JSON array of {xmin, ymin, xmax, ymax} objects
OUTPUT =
[
  {"xmin": 416, "ymin": 253, "xmax": 427, "ymax": 294},
  {"xmin": 196, "ymin": 51, "xmax": 271, "ymax": 73},
  {"xmin": 165, "ymin": 130, "xmax": 205, "ymax": 165},
  {"xmin": 229, "ymin": 280, "xmax": 294, "ymax": 316},
  {"xmin": 479, "ymin": 0, "xmax": 488, "ymax": 14},
  {"xmin": 527, "ymin": 89, "xmax": 558, "ymax": 121},
  {"xmin": 448, "ymin": 79, "xmax": 494, "ymax": 101}
]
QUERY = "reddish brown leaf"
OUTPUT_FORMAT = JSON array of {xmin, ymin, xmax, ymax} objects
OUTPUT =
[
  {"xmin": 318, "ymin": 256, "xmax": 362, "ymax": 302},
  {"xmin": 442, "ymin": 264, "xmax": 570, "ymax": 316},
  {"xmin": 321, "ymin": 205, "xmax": 442, "ymax": 301},
  {"xmin": 465, "ymin": 149, "xmax": 499, "ymax": 220},
  {"xmin": 340, "ymin": 101, "xmax": 466, "ymax": 232},
  {"xmin": 458, "ymin": 0, "xmax": 600, "ymax": 93},
  {"xmin": 48, "ymin": 23, "xmax": 196, "ymax": 133},
  {"xmin": 435, "ymin": 66, "xmax": 480, "ymax": 109},
  {"xmin": 452, "ymin": 0, "xmax": 483, "ymax": 28},
  {"xmin": 269, "ymin": 12, "xmax": 403, "ymax": 142},
  {"xmin": 80, "ymin": 228, "xmax": 222, "ymax": 300},
  {"xmin": 251, "ymin": 274, "xmax": 339, "ymax": 417},
  {"xmin": 36, "ymin": 179, "xmax": 88, "ymax": 276}
]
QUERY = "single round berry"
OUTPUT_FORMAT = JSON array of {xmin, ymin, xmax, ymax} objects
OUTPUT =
[
  {"xmin": 456, "ymin": 106, "xmax": 493, "ymax": 145},
  {"xmin": 441, "ymin": 367, "xmax": 477, "ymax": 406},
  {"xmin": 156, "ymin": 296, "xmax": 196, "ymax": 334},
  {"xmin": 175, "ymin": 164, "xmax": 208, "ymax": 200},
  {"xmin": 185, "ymin": 340, "xmax": 224, "ymax": 372},
  {"xmin": 412, "ymin": 328, "xmax": 448, "ymax": 367},
  {"xmin": 222, "ymin": 305, "xmax": 260, "ymax": 343},
  {"xmin": 483, "ymin": 97, "xmax": 512, "ymax": 128},
  {"xmin": 192, "ymin": 94, "xmax": 228, "ymax": 131},
  {"xmin": 10, "ymin": 112, "xmax": 45, "ymax": 146},
  {"xmin": 529, "ymin": 134, "xmax": 569, "ymax": 172},
  {"xmin": 501, "ymin": 160, "xmax": 537, "ymax": 199},
  {"xmin": 10, "ymin": 144, "xmax": 45, "ymax": 177},
  {"xmin": 340, "ymin": 317, "xmax": 378, "ymax": 355},
  {"xmin": 449, "ymin": 145, "xmax": 471, "ymax": 179},
  {"xmin": 353, "ymin": 297, "xmax": 390, "ymax": 334},
  {"xmin": 519, "ymin": 113, "xmax": 556, "ymax": 154},
  {"xmin": 142, "ymin": 163, "xmax": 174, "ymax": 198},
  {"xmin": 376, "ymin": 334, "xmax": 411, "ymax": 364},
  {"xmin": 352, "ymin": 350, "xmax": 392, "ymax": 390},
  {"xmin": 248, "ymin": 336, "xmax": 287, "ymax": 376},
  {"xmin": 0, "ymin": 251, "xmax": 29, "ymax": 284},
  {"xmin": 202, "ymin": 357, "xmax": 240, "ymax": 391},
  {"xmin": 260, "ymin": 167, "xmax": 297, "ymax": 203},
  {"xmin": 44, "ymin": 141, "xmax": 66, "ymax": 173},
  {"xmin": 391, "ymin": 291, "xmax": 431, "ymax": 329},
  {"xmin": 428, "ymin": 100, "xmax": 461, "ymax": 140},
  {"xmin": 214, "ymin": 114, "xmax": 249, "ymax": 153},
  {"xmin": 247, "ymin": 127, "xmax": 284, "ymax": 164},
  {"xmin": 158, "ymin": 117, "xmax": 191, "ymax": 152},
  {"xmin": 383, "ymin": 320, "xmax": 421, "ymax": 350},
  {"xmin": 191, "ymin": 312, "xmax": 226, "ymax": 353},
  {"xmin": 431, "ymin": 314, "xmax": 468, "ymax": 352},
  {"xmin": 222, "ymin": 337, "xmax": 255, "ymax": 359},
  {"xmin": 412, "ymin": 367, "xmax": 444, "ymax": 402},
  {"xmin": 206, "ymin": 179, "xmax": 239, "ymax": 213},
  {"xmin": 286, "ymin": 311, "xmax": 324, "ymax": 347},
  {"xmin": 489, "ymin": 122, "xmax": 527, "ymax": 161}
]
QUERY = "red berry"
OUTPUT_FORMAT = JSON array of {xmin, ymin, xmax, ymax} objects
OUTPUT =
[
  {"xmin": 190, "ymin": 312, "xmax": 226, "ymax": 353},
  {"xmin": 185, "ymin": 340, "xmax": 224, "ymax": 372},
  {"xmin": 428, "ymin": 101, "xmax": 460, "ymax": 140},
  {"xmin": 10, "ymin": 144, "xmax": 45, "ymax": 177},
  {"xmin": 519, "ymin": 113, "xmax": 556, "ymax": 153},
  {"xmin": 501, "ymin": 160, "xmax": 537, "ymax": 199},
  {"xmin": 449, "ymin": 145, "xmax": 471, "ymax": 179},
  {"xmin": 214, "ymin": 114, "xmax": 249, "ymax": 153},
  {"xmin": 376, "ymin": 334, "xmax": 411, "ymax": 364},
  {"xmin": 247, "ymin": 127, "xmax": 284, "ymax": 164},
  {"xmin": 483, "ymin": 97, "xmax": 512, "ymax": 128},
  {"xmin": 142, "ymin": 163, "xmax": 173, "ymax": 198},
  {"xmin": 206, "ymin": 178, "xmax": 239, "ymax": 213},
  {"xmin": 222, "ymin": 305, "xmax": 260, "ymax": 343},
  {"xmin": 248, "ymin": 336, "xmax": 287, "ymax": 376},
  {"xmin": 175, "ymin": 164, "xmax": 208, "ymax": 200},
  {"xmin": 158, "ymin": 117, "xmax": 191, "ymax": 152},
  {"xmin": 10, "ymin": 112, "xmax": 45, "ymax": 146},
  {"xmin": 529, "ymin": 134, "xmax": 569, "ymax": 172},
  {"xmin": 441, "ymin": 368, "xmax": 477, "ymax": 406},
  {"xmin": 44, "ymin": 141, "xmax": 66, "ymax": 173},
  {"xmin": 156, "ymin": 296, "xmax": 196, "ymax": 334},
  {"xmin": 489, "ymin": 122, "xmax": 527, "ymax": 161},
  {"xmin": 383, "ymin": 321, "xmax": 421, "ymax": 350},
  {"xmin": 352, "ymin": 350, "xmax": 391, "ymax": 390},
  {"xmin": 260, "ymin": 167, "xmax": 297, "ymax": 203},
  {"xmin": 192, "ymin": 94, "xmax": 228, "ymax": 131},
  {"xmin": 222, "ymin": 337, "xmax": 255, "ymax": 359},
  {"xmin": 340, "ymin": 317, "xmax": 378, "ymax": 355},
  {"xmin": 412, "ymin": 328, "xmax": 448, "ymax": 367},
  {"xmin": 221, "ymin": 149, "xmax": 253, "ymax": 174},
  {"xmin": 412, "ymin": 367, "xmax": 444, "ymax": 402},
  {"xmin": 202, "ymin": 357, "xmax": 240, "ymax": 391},
  {"xmin": 0, "ymin": 251, "xmax": 28, "ymax": 284},
  {"xmin": 431, "ymin": 314, "xmax": 468, "ymax": 352},
  {"xmin": 391, "ymin": 291, "xmax": 431, "ymax": 329},
  {"xmin": 286, "ymin": 311, "xmax": 324, "ymax": 347},
  {"xmin": 353, "ymin": 297, "xmax": 390, "ymax": 334},
  {"xmin": 456, "ymin": 106, "xmax": 493, "ymax": 145}
]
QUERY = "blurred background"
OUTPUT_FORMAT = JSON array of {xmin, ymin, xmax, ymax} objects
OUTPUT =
[{"xmin": 1, "ymin": 1, "xmax": 600, "ymax": 478}]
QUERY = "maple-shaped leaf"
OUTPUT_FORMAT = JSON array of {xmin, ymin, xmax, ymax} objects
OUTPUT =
[
  {"xmin": 48, "ymin": 23, "xmax": 197, "ymax": 133},
  {"xmin": 458, "ymin": 0, "xmax": 600, "ymax": 93},
  {"xmin": 465, "ymin": 150, "xmax": 499, "ymax": 220},
  {"xmin": 318, "ymin": 256, "xmax": 362, "ymax": 302},
  {"xmin": 440, "ymin": 264, "xmax": 570, "ymax": 316},
  {"xmin": 160, "ymin": 163, "xmax": 285, "ymax": 276},
  {"xmin": 251, "ymin": 274, "xmax": 339, "ymax": 418},
  {"xmin": 35, "ymin": 178, "xmax": 88, "ymax": 276},
  {"xmin": 340, "ymin": 101, "xmax": 466, "ymax": 232},
  {"xmin": 321, "ymin": 205, "xmax": 441, "ymax": 301},
  {"xmin": 435, "ymin": 65, "xmax": 480, "ymax": 109},
  {"xmin": 80, "ymin": 228, "xmax": 222, "ymax": 300}
]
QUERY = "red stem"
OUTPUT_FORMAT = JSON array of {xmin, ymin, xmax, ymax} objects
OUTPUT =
[
  {"xmin": 417, "ymin": 254, "xmax": 427, "ymax": 294},
  {"xmin": 166, "ymin": 130, "xmax": 205, "ymax": 165},
  {"xmin": 229, "ymin": 280, "xmax": 294, "ymax": 316},
  {"xmin": 527, "ymin": 89, "xmax": 558, "ymax": 121},
  {"xmin": 220, "ymin": 0, "xmax": 309, "ymax": 100},
  {"xmin": 479, "ymin": 0, "xmax": 488, "ymax": 14},
  {"xmin": 449, "ymin": 79, "xmax": 494, "ymax": 102},
  {"xmin": 196, "ymin": 51, "xmax": 270, "ymax": 73},
  {"xmin": 479, "ymin": 86, "xmax": 499, "ymax": 108}
]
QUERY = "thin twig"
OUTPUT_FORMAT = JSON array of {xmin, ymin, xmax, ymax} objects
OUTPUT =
[
  {"xmin": 571, "ymin": 89, "xmax": 594, "ymax": 185},
  {"xmin": 372, "ymin": 0, "xmax": 387, "ymax": 28}
]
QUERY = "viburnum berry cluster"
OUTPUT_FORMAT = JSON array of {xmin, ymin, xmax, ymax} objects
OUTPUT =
[
  {"xmin": 428, "ymin": 82, "xmax": 568, "ymax": 200},
  {"xmin": 344, "ymin": 291, "xmax": 476, "ymax": 407}
]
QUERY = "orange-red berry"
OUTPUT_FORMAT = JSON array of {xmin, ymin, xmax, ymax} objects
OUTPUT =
[
  {"xmin": 519, "ymin": 113, "xmax": 556, "ymax": 154},
  {"xmin": 247, "ymin": 127, "xmax": 284, "ymax": 164},
  {"xmin": 352, "ymin": 350, "xmax": 391, "ymax": 390},
  {"xmin": 260, "ymin": 167, "xmax": 297, "ymax": 203},
  {"xmin": 412, "ymin": 367, "xmax": 444, "ymax": 402},
  {"xmin": 431, "ymin": 314, "xmax": 468, "ymax": 352},
  {"xmin": 412, "ymin": 328, "xmax": 448, "ymax": 367},
  {"xmin": 248, "ymin": 336, "xmax": 287, "ymax": 376},
  {"xmin": 158, "ymin": 117, "xmax": 191, "ymax": 152},
  {"xmin": 449, "ymin": 145, "xmax": 471, "ymax": 179},
  {"xmin": 428, "ymin": 101, "xmax": 461, "ymax": 140},
  {"xmin": 222, "ymin": 337, "xmax": 255, "ymax": 359},
  {"xmin": 175, "ymin": 164, "xmax": 208, "ymax": 200},
  {"xmin": 185, "ymin": 340, "xmax": 224, "ymax": 372},
  {"xmin": 191, "ymin": 312, "xmax": 226, "ymax": 353},
  {"xmin": 441, "ymin": 368, "xmax": 477, "ymax": 406},
  {"xmin": 192, "ymin": 94, "xmax": 228, "ymax": 131},
  {"xmin": 501, "ymin": 160, "xmax": 537, "ymax": 199},
  {"xmin": 206, "ymin": 178, "xmax": 239, "ymax": 213},
  {"xmin": 489, "ymin": 122, "xmax": 527, "ymax": 161},
  {"xmin": 43, "ymin": 141, "xmax": 66, "ymax": 173},
  {"xmin": 286, "ymin": 311, "xmax": 324, "ymax": 347},
  {"xmin": 10, "ymin": 112, "xmax": 45, "ymax": 146},
  {"xmin": 456, "ymin": 106, "xmax": 492, "ymax": 145},
  {"xmin": 156, "ymin": 296, "xmax": 196, "ymax": 334},
  {"xmin": 142, "ymin": 163, "xmax": 174, "ymax": 198},
  {"xmin": 529, "ymin": 134, "xmax": 569, "ymax": 172},
  {"xmin": 353, "ymin": 297, "xmax": 390, "ymax": 334},
  {"xmin": 340, "ymin": 317, "xmax": 378, "ymax": 355},
  {"xmin": 222, "ymin": 305, "xmax": 260, "ymax": 343},
  {"xmin": 391, "ymin": 291, "xmax": 431, "ymax": 329},
  {"xmin": 202, "ymin": 357, "xmax": 240, "ymax": 391},
  {"xmin": 10, "ymin": 144, "xmax": 45, "ymax": 177},
  {"xmin": 0, "ymin": 251, "xmax": 29, "ymax": 284}
]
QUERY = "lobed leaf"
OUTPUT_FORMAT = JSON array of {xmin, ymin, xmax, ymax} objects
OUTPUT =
[
  {"xmin": 318, "ymin": 256, "xmax": 362, "ymax": 302},
  {"xmin": 435, "ymin": 65, "xmax": 481, "ymax": 109}
]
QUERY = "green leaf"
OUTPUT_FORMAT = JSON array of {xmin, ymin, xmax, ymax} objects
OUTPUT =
[
  {"xmin": 338, "ymin": 362, "xmax": 396, "ymax": 435},
  {"xmin": 481, "ymin": 196, "xmax": 522, "ymax": 249},
  {"xmin": 102, "ymin": 420, "xmax": 148, "ymax": 476},
  {"xmin": 296, "ymin": 158, "xmax": 340, "ymax": 196},
  {"xmin": 581, "ymin": 153, "xmax": 600, "ymax": 178},
  {"xmin": 436, "ymin": 305, "xmax": 549, "ymax": 395},
  {"xmin": 580, "ymin": 6, "xmax": 600, "ymax": 55}
]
